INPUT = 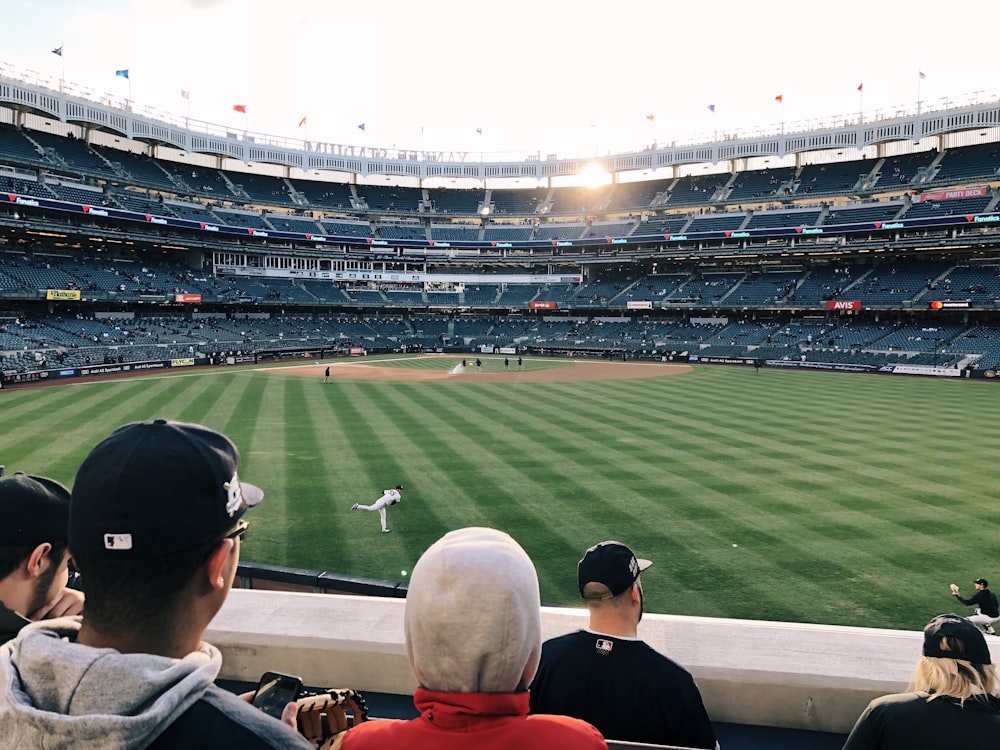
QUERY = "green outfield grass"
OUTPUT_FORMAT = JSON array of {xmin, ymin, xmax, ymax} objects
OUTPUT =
[{"xmin": 3, "ymin": 356, "xmax": 998, "ymax": 631}]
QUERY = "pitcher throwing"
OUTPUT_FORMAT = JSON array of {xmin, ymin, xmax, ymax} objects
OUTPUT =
[{"xmin": 352, "ymin": 485, "xmax": 403, "ymax": 533}]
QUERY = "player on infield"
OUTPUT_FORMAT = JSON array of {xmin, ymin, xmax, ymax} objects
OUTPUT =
[{"xmin": 352, "ymin": 485, "xmax": 403, "ymax": 533}]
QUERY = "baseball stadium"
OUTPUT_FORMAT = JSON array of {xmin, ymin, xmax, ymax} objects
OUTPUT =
[{"xmin": 3, "ymin": 30, "xmax": 1000, "ymax": 747}]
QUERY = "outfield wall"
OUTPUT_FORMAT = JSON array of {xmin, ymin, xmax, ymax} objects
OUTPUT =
[{"xmin": 206, "ymin": 588, "xmax": 983, "ymax": 735}]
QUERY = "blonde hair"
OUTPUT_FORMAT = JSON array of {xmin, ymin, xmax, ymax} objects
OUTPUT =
[{"xmin": 911, "ymin": 636, "xmax": 1000, "ymax": 705}]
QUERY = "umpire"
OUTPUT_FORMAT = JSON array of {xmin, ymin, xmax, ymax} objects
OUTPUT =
[{"xmin": 529, "ymin": 541, "xmax": 718, "ymax": 749}]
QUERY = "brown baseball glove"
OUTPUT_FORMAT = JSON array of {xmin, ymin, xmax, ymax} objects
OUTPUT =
[{"xmin": 295, "ymin": 688, "xmax": 369, "ymax": 748}]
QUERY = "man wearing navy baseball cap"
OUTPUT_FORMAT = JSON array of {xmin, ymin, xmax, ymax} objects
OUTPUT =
[
  {"xmin": 0, "ymin": 472, "xmax": 83, "ymax": 644},
  {"xmin": 0, "ymin": 420, "xmax": 313, "ymax": 749},
  {"xmin": 530, "ymin": 540, "xmax": 718, "ymax": 749}
]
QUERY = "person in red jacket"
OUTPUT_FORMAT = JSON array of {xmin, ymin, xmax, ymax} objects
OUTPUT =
[{"xmin": 339, "ymin": 526, "xmax": 606, "ymax": 750}]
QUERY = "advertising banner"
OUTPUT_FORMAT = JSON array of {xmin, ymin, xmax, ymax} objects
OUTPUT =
[{"xmin": 46, "ymin": 289, "xmax": 81, "ymax": 301}]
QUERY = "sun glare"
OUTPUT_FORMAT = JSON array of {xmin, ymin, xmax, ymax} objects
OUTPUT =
[{"xmin": 577, "ymin": 162, "xmax": 611, "ymax": 189}]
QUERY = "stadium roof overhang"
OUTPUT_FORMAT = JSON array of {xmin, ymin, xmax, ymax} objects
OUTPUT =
[{"xmin": 4, "ymin": 69, "xmax": 1000, "ymax": 182}]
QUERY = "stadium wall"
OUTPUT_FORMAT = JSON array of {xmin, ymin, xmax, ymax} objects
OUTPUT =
[{"xmin": 207, "ymin": 588, "xmax": 965, "ymax": 735}]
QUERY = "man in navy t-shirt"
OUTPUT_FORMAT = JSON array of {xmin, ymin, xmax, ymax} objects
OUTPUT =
[{"xmin": 529, "ymin": 541, "xmax": 718, "ymax": 749}]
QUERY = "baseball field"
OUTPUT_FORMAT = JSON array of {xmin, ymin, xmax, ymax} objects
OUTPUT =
[{"xmin": 3, "ymin": 354, "xmax": 998, "ymax": 631}]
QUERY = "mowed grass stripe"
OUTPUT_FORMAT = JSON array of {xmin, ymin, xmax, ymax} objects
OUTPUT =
[
  {"xmin": 232, "ymin": 373, "xmax": 294, "ymax": 566},
  {"xmin": 1, "ymin": 376, "xmax": 207, "ymax": 484},
  {"xmin": 439, "ymin": 380, "xmax": 756, "ymax": 602},
  {"xmin": 370, "ymin": 382, "xmax": 622, "ymax": 597},
  {"xmin": 314, "ymin": 381, "xmax": 432, "ymax": 574}
]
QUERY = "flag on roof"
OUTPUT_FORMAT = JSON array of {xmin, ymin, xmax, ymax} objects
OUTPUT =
[
  {"xmin": 299, "ymin": 116, "xmax": 307, "ymax": 127},
  {"xmin": 52, "ymin": 45, "xmax": 63, "ymax": 57},
  {"xmin": 358, "ymin": 123, "xmax": 365, "ymax": 131},
  {"xmin": 646, "ymin": 113, "xmax": 655, "ymax": 122},
  {"xmin": 115, "ymin": 69, "xmax": 129, "ymax": 79},
  {"xmin": 181, "ymin": 89, "xmax": 190, "ymax": 100},
  {"xmin": 476, "ymin": 127, "xmax": 482, "ymax": 135},
  {"xmin": 857, "ymin": 83, "xmax": 863, "ymax": 92},
  {"xmin": 707, "ymin": 104, "xmax": 716, "ymax": 113},
  {"xmin": 919, "ymin": 71, "xmax": 927, "ymax": 80},
  {"xmin": 774, "ymin": 94, "xmax": 783, "ymax": 103},
  {"xmin": 233, "ymin": 104, "xmax": 246, "ymax": 113}
]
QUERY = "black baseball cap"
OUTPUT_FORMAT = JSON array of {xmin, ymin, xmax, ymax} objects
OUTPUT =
[
  {"xmin": 578, "ymin": 541, "xmax": 652, "ymax": 600},
  {"xmin": 923, "ymin": 614, "xmax": 991, "ymax": 665},
  {"xmin": 974, "ymin": 578, "xmax": 989, "ymax": 587},
  {"xmin": 396, "ymin": 485, "xmax": 404, "ymax": 491},
  {"xmin": 0, "ymin": 473, "xmax": 71, "ymax": 548},
  {"xmin": 70, "ymin": 419, "xmax": 263, "ymax": 559}
]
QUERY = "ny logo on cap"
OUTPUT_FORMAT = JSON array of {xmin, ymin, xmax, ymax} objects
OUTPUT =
[
  {"xmin": 628, "ymin": 556, "xmax": 639, "ymax": 577},
  {"xmin": 224, "ymin": 473, "xmax": 243, "ymax": 517}
]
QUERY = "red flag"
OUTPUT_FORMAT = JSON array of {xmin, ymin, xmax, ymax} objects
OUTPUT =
[
  {"xmin": 774, "ymin": 94, "xmax": 783, "ymax": 103},
  {"xmin": 919, "ymin": 71, "xmax": 927, "ymax": 80},
  {"xmin": 298, "ymin": 116, "xmax": 307, "ymax": 127},
  {"xmin": 857, "ymin": 83, "xmax": 863, "ymax": 92},
  {"xmin": 233, "ymin": 104, "xmax": 246, "ymax": 113},
  {"xmin": 645, "ymin": 113, "xmax": 655, "ymax": 122}
]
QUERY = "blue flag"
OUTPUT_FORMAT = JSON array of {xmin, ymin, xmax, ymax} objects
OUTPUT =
[
  {"xmin": 115, "ymin": 69, "xmax": 129, "ymax": 79},
  {"xmin": 707, "ymin": 104, "xmax": 716, "ymax": 113},
  {"xmin": 358, "ymin": 123, "xmax": 365, "ymax": 131}
]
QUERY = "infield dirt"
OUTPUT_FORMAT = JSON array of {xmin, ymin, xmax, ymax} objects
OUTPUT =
[{"xmin": 280, "ymin": 356, "xmax": 692, "ymax": 383}]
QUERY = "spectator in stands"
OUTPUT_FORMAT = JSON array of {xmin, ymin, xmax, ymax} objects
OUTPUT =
[
  {"xmin": 340, "ymin": 526, "xmax": 606, "ymax": 750},
  {"xmin": 0, "ymin": 472, "xmax": 83, "ymax": 644},
  {"xmin": 0, "ymin": 419, "xmax": 313, "ymax": 749},
  {"xmin": 529, "ymin": 541, "xmax": 718, "ymax": 749},
  {"xmin": 843, "ymin": 613, "xmax": 1000, "ymax": 749}
]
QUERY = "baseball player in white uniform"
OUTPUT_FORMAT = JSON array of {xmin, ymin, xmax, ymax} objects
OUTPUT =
[{"xmin": 352, "ymin": 485, "xmax": 403, "ymax": 533}]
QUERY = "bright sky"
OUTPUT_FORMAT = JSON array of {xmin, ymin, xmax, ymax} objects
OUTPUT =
[{"xmin": 1, "ymin": 0, "xmax": 997, "ymax": 160}]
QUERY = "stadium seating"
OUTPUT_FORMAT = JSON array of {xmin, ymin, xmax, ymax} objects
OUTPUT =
[
  {"xmin": 356, "ymin": 184, "xmax": 421, "ymax": 212},
  {"xmin": 2, "ymin": 110, "xmax": 1000, "ymax": 383},
  {"xmin": 483, "ymin": 222, "xmax": 533, "ymax": 241},
  {"xmin": 425, "ymin": 187, "xmax": 484, "ymax": 215},
  {"xmin": 489, "ymin": 187, "xmax": 547, "ymax": 215},
  {"xmin": 604, "ymin": 178, "xmax": 671, "ymax": 212},
  {"xmin": 662, "ymin": 173, "xmax": 728, "ymax": 208},
  {"xmin": 793, "ymin": 159, "xmax": 877, "ymax": 197},
  {"xmin": 685, "ymin": 213, "xmax": 747, "ymax": 233},
  {"xmin": 725, "ymin": 167, "xmax": 796, "ymax": 203},
  {"xmin": 929, "ymin": 142, "xmax": 1000, "ymax": 184}
]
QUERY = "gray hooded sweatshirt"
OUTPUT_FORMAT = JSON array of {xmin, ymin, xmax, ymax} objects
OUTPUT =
[{"xmin": 0, "ymin": 617, "xmax": 312, "ymax": 749}]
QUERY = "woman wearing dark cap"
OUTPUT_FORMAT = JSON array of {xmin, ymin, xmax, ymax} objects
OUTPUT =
[{"xmin": 843, "ymin": 614, "xmax": 1000, "ymax": 749}]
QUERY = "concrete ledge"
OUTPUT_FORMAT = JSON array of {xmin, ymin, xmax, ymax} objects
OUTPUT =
[{"xmin": 207, "ymin": 590, "xmax": 990, "ymax": 734}]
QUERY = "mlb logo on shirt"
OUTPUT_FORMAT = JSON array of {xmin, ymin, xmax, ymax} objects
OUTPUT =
[
  {"xmin": 595, "ymin": 638, "xmax": 614, "ymax": 656},
  {"xmin": 104, "ymin": 533, "xmax": 133, "ymax": 550}
]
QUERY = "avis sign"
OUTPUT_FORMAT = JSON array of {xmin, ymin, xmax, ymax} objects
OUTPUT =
[{"xmin": 825, "ymin": 300, "xmax": 861, "ymax": 310}]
